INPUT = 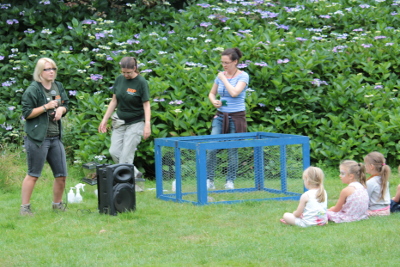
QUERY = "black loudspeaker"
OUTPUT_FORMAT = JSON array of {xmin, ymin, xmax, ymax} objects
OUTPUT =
[{"xmin": 96, "ymin": 163, "xmax": 136, "ymax": 216}]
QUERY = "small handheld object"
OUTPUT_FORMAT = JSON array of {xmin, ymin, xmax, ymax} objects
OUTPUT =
[{"xmin": 48, "ymin": 90, "xmax": 58, "ymax": 119}]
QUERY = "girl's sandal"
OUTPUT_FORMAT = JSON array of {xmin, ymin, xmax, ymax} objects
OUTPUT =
[{"xmin": 280, "ymin": 219, "xmax": 288, "ymax": 225}]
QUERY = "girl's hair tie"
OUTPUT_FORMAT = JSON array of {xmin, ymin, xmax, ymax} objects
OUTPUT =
[{"xmin": 382, "ymin": 163, "xmax": 386, "ymax": 166}]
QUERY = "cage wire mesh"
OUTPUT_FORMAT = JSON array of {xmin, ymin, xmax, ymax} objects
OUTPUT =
[{"xmin": 159, "ymin": 139, "xmax": 305, "ymax": 204}]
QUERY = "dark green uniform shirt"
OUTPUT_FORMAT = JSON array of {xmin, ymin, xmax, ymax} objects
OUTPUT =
[
  {"xmin": 40, "ymin": 83, "xmax": 60, "ymax": 136},
  {"xmin": 21, "ymin": 81, "xmax": 69, "ymax": 146},
  {"xmin": 112, "ymin": 74, "xmax": 149, "ymax": 124}
]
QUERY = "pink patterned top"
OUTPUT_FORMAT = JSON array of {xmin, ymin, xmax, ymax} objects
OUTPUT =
[{"xmin": 327, "ymin": 182, "xmax": 369, "ymax": 223}]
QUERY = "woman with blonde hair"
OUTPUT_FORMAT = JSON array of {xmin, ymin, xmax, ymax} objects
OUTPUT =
[{"xmin": 20, "ymin": 57, "xmax": 69, "ymax": 216}]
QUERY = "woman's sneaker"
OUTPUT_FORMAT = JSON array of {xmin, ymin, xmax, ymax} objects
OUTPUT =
[
  {"xmin": 225, "ymin": 181, "xmax": 234, "ymax": 190},
  {"xmin": 20, "ymin": 204, "xmax": 34, "ymax": 216},
  {"xmin": 52, "ymin": 202, "xmax": 66, "ymax": 212},
  {"xmin": 207, "ymin": 179, "xmax": 215, "ymax": 190}
]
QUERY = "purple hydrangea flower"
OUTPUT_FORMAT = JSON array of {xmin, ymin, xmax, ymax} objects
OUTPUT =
[
  {"xmin": 277, "ymin": 24, "xmax": 289, "ymax": 30},
  {"xmin": 255, "ymin": 62, "xmax": 268, "ymax": 67},
  {"xmin": 260, "ymin": 11, "xmax": 279, "ymax": 18},
  {"xmin": 197, "ymin": 3, "xmax": 211, "ymax": 8},
  {"xmin": 200, "ymin": 22, "xmax": 212, "ymax": 27},
  {"xmin": 311, "ymin": 79, "xmax": 328, "ymax": 87},
  {"xmin": 2, "ymin": 81, "xmax": 13, "ymax": 86},
  {"xmin": 82, "ymin": 19, "xmax": 97, "ymax": 25},
  {"xmin": 6, "ymin": 19, "xmax": 19, "ymax": 25},
  {"xmin": 239, "ymin": 29, "xmax": 252, "ymax": 34},
  {"xmin": 95, "ymin": 33, "xmax": 105, "ymax": 39},
  {"xmin": 332, "ymin": 45, "xmax": 347, "ymax": 53},
  {"xmin": 169, "ymin": 100, "xmax": 184, "ymax": 105},
  {"xmin": 90, "ymin": 74, "xmax": 103, "ymax": 81},
  {"xmin": 141, "ymin": 69, "xmax": 152, "ymax": 73},
  {"xmin": 361, "ymin": 44, "xmax": 373, "ymax": 48},
  {"xmin": 277, "ymin": 58, "xmax": 290, "ymax": 64},
  {"xmin": 127, "ymin": 39, "xmax": 140, "ymax": 45},
  {"xmin": 1, "ymin": 4, "xmax": 11, "ymax": 9}
]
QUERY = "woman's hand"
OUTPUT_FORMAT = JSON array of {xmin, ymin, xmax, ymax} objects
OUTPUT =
[
  {"xmin": 46, "ymin": 100, "xmax": 58, "ymax": 110},
  {"xmin": 212, "ymin": 99, "xmax": 222, "ymax": 108},
  {"xmin": 143, "ymin": 123, "xmax": 151, "ymax": 140},
  {"xmin": 53, "ymin": 107, "xmax": 63, "ymax": 121},
  {"xmin": 217, "ymin": 72, "xmax": 227, "ymax": 81},
  {"xmin": 48, "ymin": 100, "xmax": 62, "ymax": 121},
  {"xmin": 98, "ymin": 120, "xmax": 108, "ymax": 133},
  {"xmin": 98, "ymin": 94, "xmax": 117, "ymax": 133}
]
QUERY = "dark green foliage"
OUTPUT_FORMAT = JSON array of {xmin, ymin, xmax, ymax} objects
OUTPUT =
[{"xmin": 1, "ymin": 0, "xmax": 400, "ymax": 177}]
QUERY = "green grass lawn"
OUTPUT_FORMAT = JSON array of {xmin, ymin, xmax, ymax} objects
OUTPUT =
[{"xmin": 1, "ymin": 151, "xmax": 399, "ymax": 266}]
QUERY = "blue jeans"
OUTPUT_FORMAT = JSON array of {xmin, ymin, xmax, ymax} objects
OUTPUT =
[{"xmin": 206, "ymin": 115, "xmax": 238, "ymax": 182}]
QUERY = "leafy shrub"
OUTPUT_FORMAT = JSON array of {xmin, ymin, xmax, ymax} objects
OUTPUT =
[{"xmin": 1, "ymin": 0, "xmax": 400, "ymax": 176}]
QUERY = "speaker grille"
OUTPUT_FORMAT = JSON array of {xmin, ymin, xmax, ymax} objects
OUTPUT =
[{"xmin": 113, "ymin": 183, "xmax": 135, "ymax": 212}]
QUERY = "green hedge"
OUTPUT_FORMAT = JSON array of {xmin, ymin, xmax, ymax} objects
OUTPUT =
[{"xmin": 1, "ymin": 0, "xmax": 400, "ymax": 176}]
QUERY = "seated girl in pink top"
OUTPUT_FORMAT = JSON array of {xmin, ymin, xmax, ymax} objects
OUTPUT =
[{"xmin": 327, "ymin": 160, "xmax": 369, "ymax": 223}]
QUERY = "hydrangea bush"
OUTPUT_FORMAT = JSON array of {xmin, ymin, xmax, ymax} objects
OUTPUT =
[{"xmin": 1, "ymin": 0, "xmax": 400, "ymax": 175}]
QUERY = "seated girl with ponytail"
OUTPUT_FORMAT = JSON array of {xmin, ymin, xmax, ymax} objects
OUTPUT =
[
  {"xmin": 280, "ymin": 166, "xmax": 328, "ymax": 227},
  {"xmin": 327, "ymin": 160, "xmax": 369, "ymax": 223},
  {"xmin": 364, "ymin": 152, "xmax": 391, "ymax": 216}
]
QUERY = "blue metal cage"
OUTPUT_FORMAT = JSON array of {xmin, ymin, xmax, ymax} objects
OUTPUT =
[{"xmin": 155, "ymin": 132, "xmax": 310, "ymax": 205}]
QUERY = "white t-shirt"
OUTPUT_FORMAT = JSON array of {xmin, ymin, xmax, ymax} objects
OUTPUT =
[{"xmin": 366, "ymin": 176, "xmax": 390, "ymax": 210}]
